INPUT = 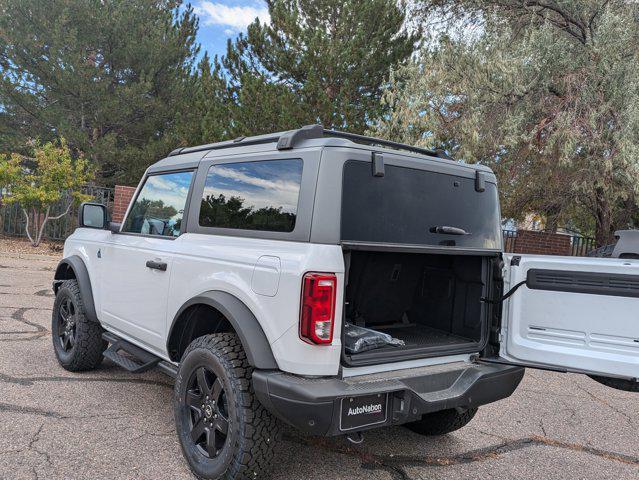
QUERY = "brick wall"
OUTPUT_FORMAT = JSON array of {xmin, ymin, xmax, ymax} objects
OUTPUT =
[
  {"xmin": 112, "ymin": 185, "xmax": 136, "ymax": 223},
  {"xmin": 513, "ymin": 230, "xmax": 571, "ymax": 256}
]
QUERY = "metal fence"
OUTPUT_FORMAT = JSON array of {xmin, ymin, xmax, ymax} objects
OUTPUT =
[
  {"xmin": 569, "ymin": 235, "xmax": 596, "ymax": 256},
  {"xmin": 0, "ymin": 186, "xmax": 114, "ymax": 242}
]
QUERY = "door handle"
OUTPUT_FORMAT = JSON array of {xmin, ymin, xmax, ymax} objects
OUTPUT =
[{"xmin": 145, "ymin": 260, "xmax": 167, "ymax": 271}]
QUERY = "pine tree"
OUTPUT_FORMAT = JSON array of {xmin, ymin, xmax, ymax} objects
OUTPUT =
[
  {"xmin": 0, "ymin": 0, "xmax": 199, "ymax": 185},
  {"xmin": 223, "ymin": 0, "xmax": 417, "ymax": 134}
]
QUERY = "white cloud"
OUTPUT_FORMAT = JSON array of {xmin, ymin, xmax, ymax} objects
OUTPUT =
[
  {"xmin": 195, "ymin": 2, "xmax": 270, "ymax": 32},
  {"xmin": 203, "ymin": 165, "xmax": 301, "ymax": 212}
]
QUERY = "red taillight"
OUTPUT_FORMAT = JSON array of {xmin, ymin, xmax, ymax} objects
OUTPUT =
[{"xmin": 299, "ymin": 272, "xmax": 337, "ymax": 345}]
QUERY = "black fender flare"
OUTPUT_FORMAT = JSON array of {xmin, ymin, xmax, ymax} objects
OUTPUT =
[
  {"xmin": 169, "ymin": 291, "xmax": 278, "ymax": 370},
  {"xmin": 54, "ymin": 255, "xmax": 98, "ymax": 323}
]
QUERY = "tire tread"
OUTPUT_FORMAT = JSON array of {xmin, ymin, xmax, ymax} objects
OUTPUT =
[
  {"xmin": 52, "ymin": 279, "xmax": 106, "ymax": 372},
  {"xmin": 178, "ymin": 333, "xmax": 281, "ymax": 480}
]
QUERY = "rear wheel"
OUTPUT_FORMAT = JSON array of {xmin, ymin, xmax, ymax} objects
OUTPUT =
[
  {"xmin": 404, "ymin": 407, "xmax": 478, "ymax": 436},
  {"xmin": 589, "ymin": 375, "xmax": 639, "ymax": 392},
  {"xmin": 174, "ymin": 333, "xmax": 280, "ymax": 480},
  {"xmin": 51, "ymin": 280, "xmax": 106, "ymax": 371}
]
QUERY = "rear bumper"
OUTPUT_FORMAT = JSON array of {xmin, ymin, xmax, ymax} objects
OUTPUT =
[{"xmin": 253, "ymin": 361, "xmax": 524, "ymax": 436}]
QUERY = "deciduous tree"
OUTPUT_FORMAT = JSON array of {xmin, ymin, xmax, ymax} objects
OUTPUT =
[
  {"xmin": 0, "ymin": 140, "xmax": 93, "ymax": 246},
  {"xmin": 374, "ymin": 0, "xmax": 639, "ymax": 245}
]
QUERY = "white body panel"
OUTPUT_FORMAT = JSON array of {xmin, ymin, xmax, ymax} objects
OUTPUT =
[
  {"xmin": 501, "ymin": 254, "xmax": 639, "ymax": 379},
  {"xmin": 64, "ymin": 229, "xmax": 347, "ymax": 375},
  {"xmin": 100, "ymin": 234, "xmax": 179, "ymax": 352},
  {"xmin": 166, "ymin": 233, "xmax": 345, "ymax": 375}
]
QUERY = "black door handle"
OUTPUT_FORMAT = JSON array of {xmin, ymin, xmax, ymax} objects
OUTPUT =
[{"xmin": 145, "ymin": 260, "xmax": 167, "ymax": 271}]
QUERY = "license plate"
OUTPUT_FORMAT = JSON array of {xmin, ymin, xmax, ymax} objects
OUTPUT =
[{"xmin": 339, "ymin": 393, "xmax": 388, "ymax": 431}]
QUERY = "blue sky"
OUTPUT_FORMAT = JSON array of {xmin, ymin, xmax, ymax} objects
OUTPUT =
[{"xmin": 192, "ymin": 0, "xmax": 269, "ymax": 60}]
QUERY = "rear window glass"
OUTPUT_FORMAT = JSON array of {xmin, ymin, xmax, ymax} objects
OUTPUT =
[
  {"xmin": 341, "ymin": 161, "xmax": 502, "ymax": 249},
  {"xmin": 199, "ymin": 159, "xmax": 303, "ymax": 232}
]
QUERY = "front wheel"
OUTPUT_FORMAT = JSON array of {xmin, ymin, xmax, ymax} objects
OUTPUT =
[
  {"xmin": 404, "ymin": 407, "xmax": 478, "ymax": 436},
  {"xmin": 51, "ymin": 279, "xmax": 106, "ymax": 371},
  {"xmin": 174, "ymin": 333, "xmax": 281, "ymax": 480}
]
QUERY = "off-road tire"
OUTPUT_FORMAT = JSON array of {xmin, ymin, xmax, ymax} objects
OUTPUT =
[
  {"xmin": 174, "ymin": 333, "xmax": 281, "ymax": 480},
  {"xmin": 589, "ymin": 375, "xmax": 639, "ymax": 392},
  {"xmin": 52, "ymin": 279, "xmax": 106, "ymax": 371},
  {"xmin": 404, "ymin": 407, "xmax": 478, "ymax": 436}
]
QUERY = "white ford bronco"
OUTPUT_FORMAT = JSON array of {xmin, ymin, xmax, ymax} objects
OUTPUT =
[{"xmin": 51, "ymin": 125, "xmax": 639, "ymax": 479}]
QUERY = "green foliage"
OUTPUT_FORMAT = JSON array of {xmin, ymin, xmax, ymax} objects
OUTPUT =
[
  {"xmin": 0, "ymin": 0, "xmax": 199, "ymax": 185},
  {"xmin": 0, "ymin": 139, "xmax": 93, "ymax": 246},
  {"xmin": 0, "ymin": 153, "xmax": 21, "ymax": 195},
  {"xmin": 221, "ymin": 0, "xmax": 417, "ymax": 134},
  {"xmin": 200, "ymin": 194, "xmax": 296, "ymax": 232},
  {"xmin": 173, "ymin": 54, "xmax": 233, "ymax": 146},
  {"xmin": 0, "ymin": 0, "xmax": 419, "ymax": 184},
  {"xmin": 375, "ymin": 0, "xmax": 639, "ymax": 245}
]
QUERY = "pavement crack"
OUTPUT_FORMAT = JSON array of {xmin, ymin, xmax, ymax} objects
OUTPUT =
[
  {"xmin": 28, "ymin": 423, "xmax": 52, "ymax": 467},
  {"xmin": 0, "ymin": 305, "xmax": 52, "ymax": 311},
  {"xmin": 0, "ymin": 371, "xmax": 172, "ymax": 389},
  {"xmin": 574, "ymin": 382, "xmax": 635, "ymax": 427},
  {"xmin": 0, "ymin": 401, "xmax": 138, "ymax": 423},
  {"xmin": 539, "ymin": 418, "xmax": 547, "ymax": 437},
  {"xmin": 0, "ymin": 307, "xmax": 49, "ymax": 342},
  {"xmin": 0, "ymin": 402, "xmax": 64, "ymax": 419},
  {"xmin": 284, "ymin": 433, "xmax": 639, "ymax": 474}
]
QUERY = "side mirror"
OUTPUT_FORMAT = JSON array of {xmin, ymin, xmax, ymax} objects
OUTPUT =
[{"xmin": 79, "ymin": 202, "xmax": 108, "ymax": 229}]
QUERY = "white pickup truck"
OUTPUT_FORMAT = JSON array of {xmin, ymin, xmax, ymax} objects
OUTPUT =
[{"xmin": 51, "ymin": 125, "xmax": 638, "ymax": 480}]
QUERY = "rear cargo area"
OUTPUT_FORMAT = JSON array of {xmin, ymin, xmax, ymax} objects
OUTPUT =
[{"xmin": 343, "ymin": 250, "xmax": 492, "ymax": 366}]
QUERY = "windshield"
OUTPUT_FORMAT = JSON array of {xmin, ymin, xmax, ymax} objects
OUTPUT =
[{"xmin": 341, "ymin": 161, "xmax": 502, "ymax": 250}]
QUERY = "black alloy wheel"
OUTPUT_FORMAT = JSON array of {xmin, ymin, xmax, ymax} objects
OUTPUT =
[
  {"xmin": 51, "ymin": 279, "xmax": 106, "ymax": 372},
  {"xmin": 174, "ymin": 334, "xmax": 281, "ymax": 479},
  {"xmin": 185, "ymin": 366, "xmax": 230, "ymax": 459},
  {"xmin": 57, "ymin": 296, "xmax": 77, "ymax": 352}
]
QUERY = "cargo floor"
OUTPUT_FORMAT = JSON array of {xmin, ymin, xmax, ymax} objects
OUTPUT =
[{"xmin": 375, "ymin": 325, "xmax": 474, "ymax": 351}]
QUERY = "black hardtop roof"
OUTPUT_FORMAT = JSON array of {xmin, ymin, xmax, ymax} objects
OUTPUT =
[
  {"xmin": 149, "ymin": 124, "xmax": 494, "ymax": 176},
  {"xmin": 167, "ymin": 124, "xmax": 450, "ymax": 159}
]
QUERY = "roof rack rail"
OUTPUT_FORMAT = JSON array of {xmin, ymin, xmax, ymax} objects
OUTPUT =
[
  {"xmin": 168, "ymin": 133, "xmax": 283, "ymax": 157},
  {"xmin": 168, "ymin": 124, "xmax": 452, "ymax": 160},
  {"xmin": 321, "ymin": 128, "xmax": 452, "ymax": 159}
]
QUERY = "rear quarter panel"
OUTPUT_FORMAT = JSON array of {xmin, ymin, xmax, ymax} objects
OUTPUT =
[{"xmin": 167, "ymin": 233, "xmax": 345, "ymax": 376}]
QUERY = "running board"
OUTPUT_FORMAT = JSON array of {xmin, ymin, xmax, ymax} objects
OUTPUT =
[{"xmin": 102, "ymin": 332, "xmax": 161, "ymax": 373}]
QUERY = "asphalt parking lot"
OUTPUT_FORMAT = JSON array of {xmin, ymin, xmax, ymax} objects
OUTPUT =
[{"xmin": 1, "ymin": 250, "xmax": 638, "ymax": 480}]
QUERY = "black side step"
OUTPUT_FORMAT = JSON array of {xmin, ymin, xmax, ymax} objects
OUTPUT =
[{"xmin": 102, "ymin": 332, "xmax": 161, "ymax": 373}]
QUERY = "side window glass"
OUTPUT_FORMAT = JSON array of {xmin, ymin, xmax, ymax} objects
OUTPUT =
[
  {"xmin": 199, "ymin": 159, "xmax": 303, "ymax": 233},
  {"xmin": 122, "ymin": 171, "xmax": 194, "ymax": 237}
]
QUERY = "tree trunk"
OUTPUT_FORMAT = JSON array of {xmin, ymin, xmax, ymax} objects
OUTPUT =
[
  {"xmin": 594, "ymin": 187, "xmax": 615, "ymax": 247},
  {"xmin": 544, "ymin": 205, "xmax": 562, "ymax": 233},
  {"xmin": 34, "ymin": 202, "xmax": 72, "ymax": 247},
  {"xmin": 21, "ymin": 208, "xmax": 35, "ymax": 246},
  {"xmin": 35, "ymin": 206, "xmax": 51, "ymax": 247}
]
